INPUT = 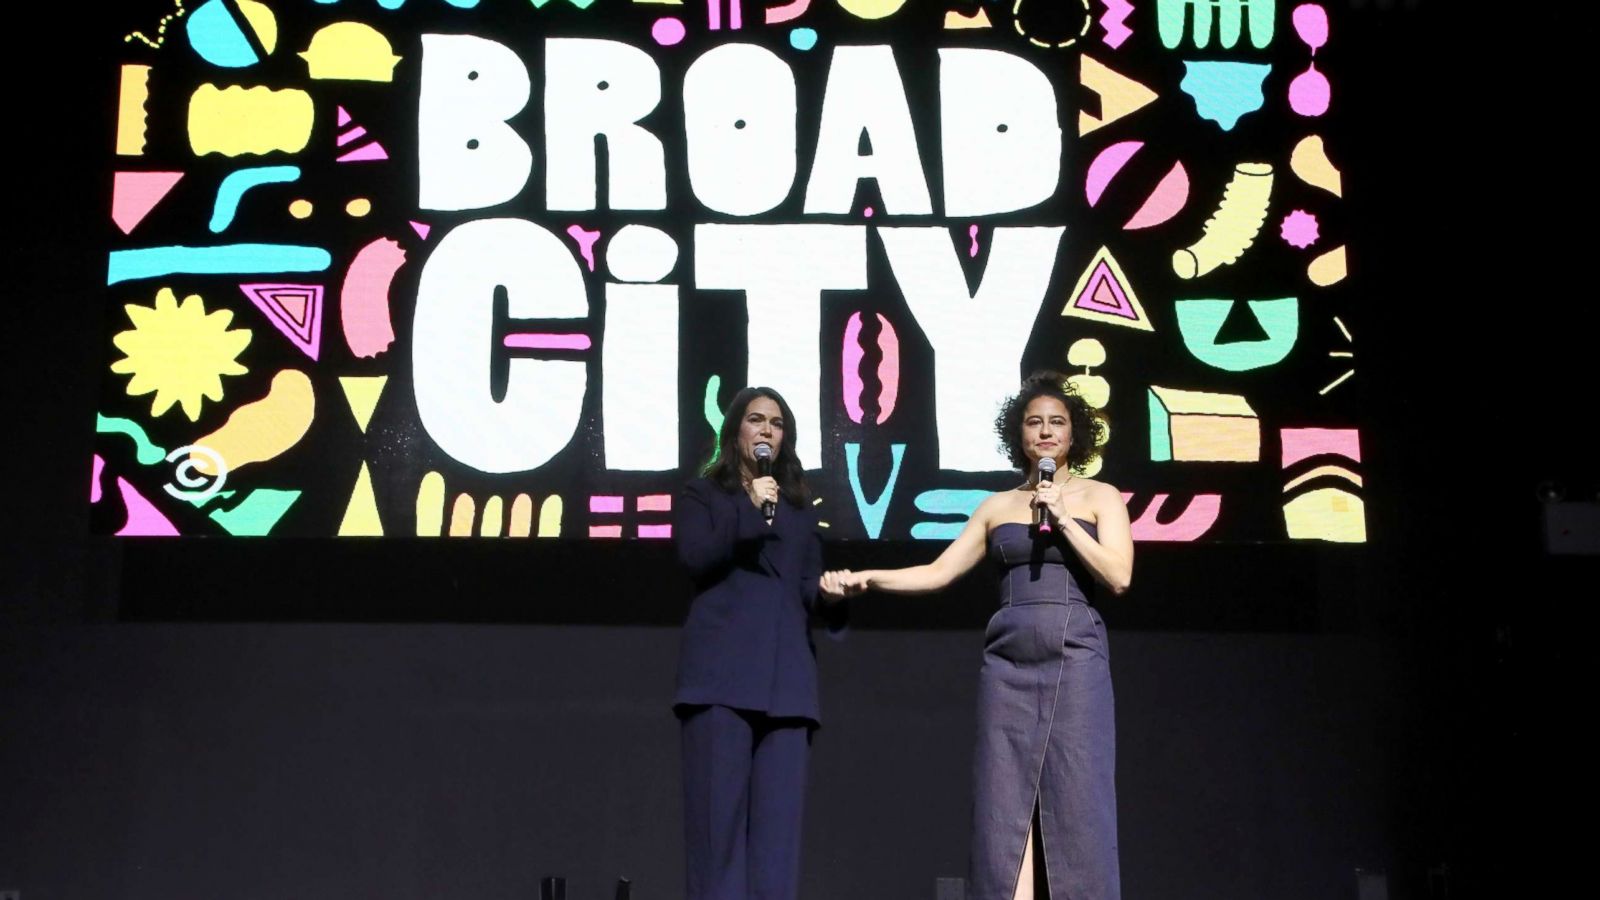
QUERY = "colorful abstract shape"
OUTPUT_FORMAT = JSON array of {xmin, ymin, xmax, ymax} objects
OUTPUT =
[
  {"xmin": 340, "ymin": 237, "xmax": 403, "ymax": 358},
  {"xmin": 107, "ymin": 245, "xmax": 332, "ymax": 285},
  {"xmin": 1079, "ymin": 54, "xmax": 1157, "ymax": 136},
  {"xmin": 117, "ymin": 65, "xmax": 152, "ymax": 156},
  {"xmin": 339, "ymin": 376, "xmax": 388, "ymax": 433},
  {"xmin": 1290, "ymin": 63, "xmax": 1331, "ymax": 117},
  {"xmin": 187, "ymin": 0, "xmax": 278, "ymax": 68},
  {"xmin": 240, "ymin": 283, "xmax": 323, "ymax": 359},
  {"xmin": 566, "ymin": 224, "xmax": 602, "ymax": 271},
  {"xmin": 1308, "ymin": 245, "xmax": 1347, "ymax": 286},
  {"xmin": 1284, "ymin": 488, "xmax": 1365, "ymax": 542},
  {"xmin": 842, "ymin": 312, "xmax": 900, "ymax": 424},
  {"xmin": 111, "ymin": 287, "xmax": 252, "ymax": 421},
  {"xmin": 416, "ymin": 471, "xmax": 446, "ymax": 536},
  {"xmin": 1290, "ymin": 135, "xmax": 1342, "ymax": 196},
  {"xmin": 1148, "ymin": 386, "xmax": 1259, "ymax": 462},
  {"xmin": 1179, "ymin": 61, "xmax": 1270, "ymax": 131},
  {"xmin": 1100, "ymin": 0, "xmax": 1134, "ymax": 48},
  {"xmin": 1175, "ymin": 298, "xmax": 1299, "ymax": 371},
  {"xmin": 300, "ymin": 22, "xmax": 401, "ymax": 81},
  {"xmin": 480, "ymin": 495, "xmax": 505, "ymax": 537},
  {"xmin": 944, "ymin": 7, "xmax": 991, "ymax": 28},
  {"xmin": 1063, "ymin": 246, "xmax": 1153, "ymax": 332},
  {"xmin": 1280, "ymin": 210, "xmax": 1319, "ymax": 249},
  {"xmin": 846, "ymin": 442, "xmax": 905, "ymax": 539},
  {"xmin": 211, "ymin": 166, "xmax": 302, "ymax": 232},
  {"xmin": 837, "ymin": 0, "xmax": 906, "ymax": 19},
  {"xmin": 1282, "ymin": 427, "xmax": 1360, "ymax": 468},
  {"xmin": 1157, "ymin": 0, "xmax": 1274, "ymax": 49},
  {"xmin": 1173, "ymin": 162, "xmax": 1273, "ymax": 280},
  {"xmin": 112, "ymin": 172, "xmax": 185, "ymax": 234},
  {"xmin": 209, "ymin": 488, "xmax": 301, "ymax": 536},
  {"xmin": 1124, "ymin": 162, "xmax": 1190, "ymax": 230},
  {"xmin": 1085, "ymin": 141, "xmax": 1143, "ymax": 207},
  {"xmin": 539, "ymin": 496, "xmax": 563, "ymax": 537},
  {"xmin": 652, "ymin": 18, "xmax": 687, "ymax": 46},
  {"xmin": 191, "ymin": 369, "xmax": 315, "ymax": 475},
  {"xmin": 766, "ymin": 0, "xmax": 809, "ymax": 23},
  {"xmin": 1123, "ymin": 492, "xmax": 1223, "ymax": 541},
  {"xmin": 188, "ymin": 84, "xmax": 315, "ymax": 157},
  {"xmin": 116, "ymin": 477, "xmax": 181, "ymax": 536},
  {"xmin": 509, "ymin": 494, "xmax": 534, "ymax": 537},
  {"xmin": 95, "ymin": 413, "xmax": 168, "ymax": 465},
  {"xmin": 338, "ymin": 462, "xmax": 384, "ymax": 536}
]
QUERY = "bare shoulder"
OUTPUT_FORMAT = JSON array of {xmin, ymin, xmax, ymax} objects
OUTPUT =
[
  {"xmin": 1079, "ymin": 478, "xmax": 1131, "ymax": 524},
  {"xmin": 1071, "ymin": 477, "xmax": 1125, "ymax": 508},
  {"xmin": 973, "ymin": 489, "xmax": 1018, "ymax": 523}
]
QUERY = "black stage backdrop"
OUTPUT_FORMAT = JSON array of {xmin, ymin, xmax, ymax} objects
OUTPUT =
[{"xmin": 3, "ymin": 2, "xmax": 1590, "ymax": 898}]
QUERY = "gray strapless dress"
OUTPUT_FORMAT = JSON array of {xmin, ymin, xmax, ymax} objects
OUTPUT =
[{"xmin": 971, "ymin": 521, "xmax": 1120, "ymax": 900}]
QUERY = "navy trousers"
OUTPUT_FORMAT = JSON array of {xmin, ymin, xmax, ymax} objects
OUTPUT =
[{"xmin": 680, "ymin": 705, "xmax": 812, "ymax": 900}]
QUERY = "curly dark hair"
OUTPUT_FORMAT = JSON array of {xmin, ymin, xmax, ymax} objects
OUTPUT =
[
  {"xmin": 700, "ymin": 385, "xmax": 812, "ymax": 507},
  {"xmin": 994, "ymin": 370, "xmax": 1107, "ymax": 475}
]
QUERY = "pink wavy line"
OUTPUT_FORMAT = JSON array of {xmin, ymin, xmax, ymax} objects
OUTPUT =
[
  {"xmin": 876, "ymin": 314, "xmax": 899, "ymax": 424},
  {"xmin": 843, "ymin": 312, "xmax": 866, "ymax": 425}
]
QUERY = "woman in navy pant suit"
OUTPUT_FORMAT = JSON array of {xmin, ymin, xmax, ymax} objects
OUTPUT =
[{"xmin": 674, "ymin": 386, "xmax": 848, "ymax": 900}]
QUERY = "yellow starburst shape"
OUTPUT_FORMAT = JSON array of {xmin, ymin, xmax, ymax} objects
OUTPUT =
[{"xmin": 111, "ymin": 287, "xmax": 252, "ymax": 421}]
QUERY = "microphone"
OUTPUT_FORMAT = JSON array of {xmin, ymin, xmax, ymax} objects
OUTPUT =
[
  {"xmin": 754, "ymin": 442, "xmax": 776, "ymax": 520},
  {"xmin": 1033, "ymin": 457, "xmax": 1056, "ymax": 530}
]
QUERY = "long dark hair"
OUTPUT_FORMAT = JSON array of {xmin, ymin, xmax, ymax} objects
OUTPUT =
[
  {"xmin": 994, "ymin": 370, "xmax": 1108, "ymax": 474},
  {"xmin": 700, "ymin": 386, "xmax": 811, "ymax": 507}
]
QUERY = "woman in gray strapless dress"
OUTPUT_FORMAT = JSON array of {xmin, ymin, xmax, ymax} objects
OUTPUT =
[{"xmin": 836, "ymin": 372, "xmax": 1133, "ymax": 900}]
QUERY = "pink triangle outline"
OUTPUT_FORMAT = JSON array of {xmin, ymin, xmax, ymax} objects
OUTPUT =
[
  {"xmin": 240, "ymin": 283, "xmax": 324, "ymax": 360},
  {"xmin": 1073, "ymin": 261, "xmax": 1139, "ymax": 320},
  {"xmin": 278, "ymin": 294, "xmax": 308, "ymax": 327}
]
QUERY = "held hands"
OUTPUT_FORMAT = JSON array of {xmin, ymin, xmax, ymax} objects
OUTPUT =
[
  {"xmin": 746, "ymin": 476, "xmax": 779, "ymax": 512},
  {"xmin": 820, "ymin": 569, "xmax": 869, "ymax": 601}
]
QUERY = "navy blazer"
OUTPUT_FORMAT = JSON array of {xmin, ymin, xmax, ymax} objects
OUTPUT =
[{"xmin": 673, "ymin": 477, "xmax": 847, "ymax": 724}]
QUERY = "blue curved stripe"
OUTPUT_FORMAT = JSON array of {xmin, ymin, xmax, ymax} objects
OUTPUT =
[{"xmin": 210, "ymin": 166, "xmax": 301, "ymax": 233}]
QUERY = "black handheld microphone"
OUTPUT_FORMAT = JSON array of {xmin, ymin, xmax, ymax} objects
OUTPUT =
[
  {"xmin": 1033, "ymin": 457, "xmax": 1057, "ymax": 529},
  {"xmin": 754, "ymin": 443, "xmax": 776, "ymax": 520}
]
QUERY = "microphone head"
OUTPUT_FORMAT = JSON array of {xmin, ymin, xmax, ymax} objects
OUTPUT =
[
  {"xmin": 1037, "ymin": 457, "xmax": 1057, "ymax": 478},
  {"xmin": 753, "ymin": 442, "xmax": 773, "ymax": 461}
]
